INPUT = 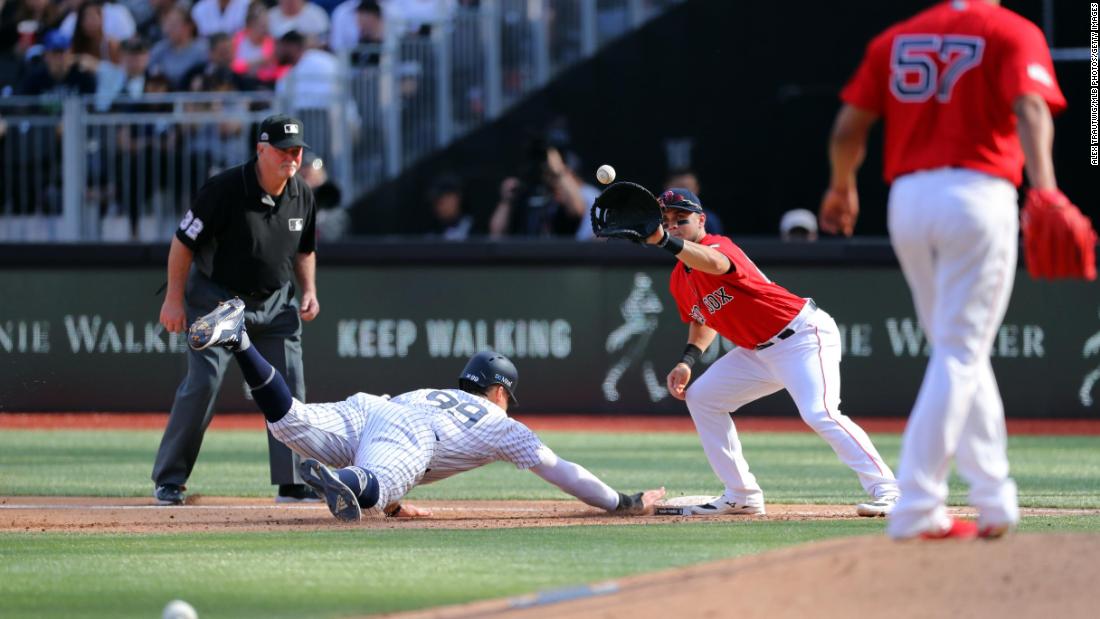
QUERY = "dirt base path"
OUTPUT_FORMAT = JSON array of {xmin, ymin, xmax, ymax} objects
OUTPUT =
[{"xmin": 2, "ymin": 496, "xmax": 1096, "ymax": 534}]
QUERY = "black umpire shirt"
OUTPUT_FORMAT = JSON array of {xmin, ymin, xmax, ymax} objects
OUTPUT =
[{"xmin": 175, "ymin": 158, "xmax": 317, "ymax": 297}]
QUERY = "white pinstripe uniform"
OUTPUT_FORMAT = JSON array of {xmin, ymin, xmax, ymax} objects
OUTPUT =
[{"xmin": 268, "ymin": 388, "xmax": 548, "ymax": 508}]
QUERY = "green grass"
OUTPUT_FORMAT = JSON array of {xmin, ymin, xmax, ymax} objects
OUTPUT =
[
  {"xmin": 1, "ymin": 430, "xmax": 1098, "ymax": 508},
  {"xmin": 1, "ymin": 517, "xmax": 1096, "ymax": 619},
  {"xmin": 0, "ymin": 428, "xmax": 1098, "ymax": 618}
]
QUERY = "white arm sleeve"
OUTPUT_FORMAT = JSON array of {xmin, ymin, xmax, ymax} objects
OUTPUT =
[{"xmin": 529, "ymin": 446, "xmax": 620, "ymax": 512}]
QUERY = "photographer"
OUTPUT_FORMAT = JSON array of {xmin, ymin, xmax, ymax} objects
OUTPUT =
[{"xmin": 489, "ymin": 135, "xmax": 598, "ymax": 238}]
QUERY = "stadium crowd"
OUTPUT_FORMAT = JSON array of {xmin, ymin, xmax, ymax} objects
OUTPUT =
[{"xmin": 0, "ymin": 0, "xmax": 461, "ymax": 99}]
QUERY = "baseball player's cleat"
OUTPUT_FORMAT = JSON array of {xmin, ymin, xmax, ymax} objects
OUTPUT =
[
  {"xmin": 154, "ymin": 484, "xmax": 186, "ymax": 506},
  {"xmin": 275, "ymin": 483, "xmax": 323, "ymax": 504},
  {"xmin": 188, "ymin": 298, "xmax": 246, "ymax": 351},
  {"xmin": 298, "ymin": 459, "xmax": 362, "ymax": 522},
  {"xmin": 684, "ymin": 499, "xmax": 765, "ymax": 516},
  {"xmin": 978, "ymin": 522, "xmax": 1012, "ymax": 540},
  {"xmin": 919, "ymin": 518, "xmax": 978, "ymax": 540},
  {"xmin": 855, "ymin": 495, "xmax": 898, "ymax": 517}
]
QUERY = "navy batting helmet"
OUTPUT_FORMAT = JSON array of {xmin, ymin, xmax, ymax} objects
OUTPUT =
[{"xmin": 459, "ymin": 350, "xmax": 518, "ymax": 404}]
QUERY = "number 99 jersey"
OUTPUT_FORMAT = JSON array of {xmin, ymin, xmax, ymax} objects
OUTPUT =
[
  {"xmin": 840, "ymin": 0, "xmax": 1065, "ymax": 186},
  {"xmin": 389, "ymin": 388, "xmax": 547, "ymax": 484}
]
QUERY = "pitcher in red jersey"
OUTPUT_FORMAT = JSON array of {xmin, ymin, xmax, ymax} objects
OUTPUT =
[{"xmin": 821, "ymin": 0, "xmax": 1069, "ymax": 540}]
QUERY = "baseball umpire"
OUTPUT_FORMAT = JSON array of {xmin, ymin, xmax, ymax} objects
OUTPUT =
[{"xmin": 153, "ymin": 114, "xmax": 320, "ymax": 505}]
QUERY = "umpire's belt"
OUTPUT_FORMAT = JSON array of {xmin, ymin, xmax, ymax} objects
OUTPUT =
[{"xmin": 755, "ymin": 299, "xmax": 818, "ymax": 351}]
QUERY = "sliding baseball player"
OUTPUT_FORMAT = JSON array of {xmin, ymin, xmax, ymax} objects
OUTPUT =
[{"xmin": 185, "ymin": 298, "xmax": 665, "ymax": 520}]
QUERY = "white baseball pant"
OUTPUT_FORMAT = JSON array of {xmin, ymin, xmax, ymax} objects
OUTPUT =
[
  {"xmin": 886, "ymin": 167, "xmax": 1019, "ymax": 539},
  {"xmin": 684, "ymin": 303, "xmax": 897, "ymax": 507},
  {"xmin": 269, "ymin": 394, "xmax": 436, "ymax": 509}
]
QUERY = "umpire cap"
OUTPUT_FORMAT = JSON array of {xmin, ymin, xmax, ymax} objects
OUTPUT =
[
  {"xmin": 459, "ymin": 351, "xmax": 518, "ymax": 405},
  {"xmin": 258, "ymin": 114, "xmax": 310, "ymax": 149},
  {"xmin": 658, "ymin": 188, "xmax": 703, "ymax": 213}
]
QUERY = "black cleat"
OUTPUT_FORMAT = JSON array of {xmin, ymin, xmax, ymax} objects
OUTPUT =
[
  {"xmin": 275, "ymin": 483, "xmax": 323, "ymax": 504},
  {"xmin": 298, "ymin": 459, "xmax": 362, "ymax": 522},
  {"xmin": 154, "ymin": 484, "xmax": 186, "ymax": 505}
]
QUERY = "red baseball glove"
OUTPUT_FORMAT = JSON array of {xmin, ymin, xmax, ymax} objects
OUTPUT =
[{"xmin": 1021, "ymin": 188, "xmax": 1097, "ymax": 281}]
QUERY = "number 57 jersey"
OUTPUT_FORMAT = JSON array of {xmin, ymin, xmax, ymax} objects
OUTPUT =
[
  {"xmin": 388, "ymin": 388, "xmax": 547, "ymax": 484},
  {"xmin": 840, "ymin": 0, "xmax": 1065, "ymax": 186}
]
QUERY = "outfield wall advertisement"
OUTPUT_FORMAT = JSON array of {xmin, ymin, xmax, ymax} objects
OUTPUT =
[{"xmin": 1, "ymin": 266, "xmax": 1097, "ymax": 417}]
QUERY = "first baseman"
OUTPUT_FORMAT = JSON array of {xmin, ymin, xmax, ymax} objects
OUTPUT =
[
  {"xmin": 185, "ymin": 298, "xmax": 666, "ymax": 520},
  {"xmin": 821, "ymin": 0, "xmax": 1067, "ymax": 539},
  {"xmin": 645, "ymin": 189, "xmax": 899, "ymax": 516}
]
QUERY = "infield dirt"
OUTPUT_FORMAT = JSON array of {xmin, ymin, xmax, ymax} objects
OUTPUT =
[{"xmin": 3, "ymin": 498, "xmax": 1096, "ymax": 618}]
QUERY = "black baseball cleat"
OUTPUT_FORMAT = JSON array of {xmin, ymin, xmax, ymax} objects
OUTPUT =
[
  {"xmin": 298, "ymin": 459, "xmax": 362, "ymax": 522},
  {"xmin": 275, "ymin": 483, "xmax": 322, "ymax": 504},
  {"xmin": 188, "ymin": 298, "xmax": 246, "ymax": 351},
  {"xmin": 154, "ymin": 484, "xmax": 186, "ymax": 506}
]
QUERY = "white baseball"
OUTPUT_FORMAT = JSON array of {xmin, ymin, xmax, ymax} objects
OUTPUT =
[
  {"xmin": 163, "ymin": 599, "xmax": 198, "ymax": 619},
  {"xmin": 596, "ymin": 164, "xmax": 616, "ymax": 185}
]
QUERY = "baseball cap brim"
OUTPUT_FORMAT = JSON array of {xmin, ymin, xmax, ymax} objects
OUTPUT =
[
  {"xmin": 267, "ymin": 136, "xmax": 310, "ymax": 149},
  {"xmin": 664, "ymin": 203, "xmax": 703, "ymax": 213}
]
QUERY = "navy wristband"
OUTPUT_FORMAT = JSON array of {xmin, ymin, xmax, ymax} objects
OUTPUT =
[
  {"xmin": 680, "ymin": 344, "xmax": 702, "ymax": 369},
  {"xmin": 656, "ymin": 230, "xmax": 685, "ymax": 255}
]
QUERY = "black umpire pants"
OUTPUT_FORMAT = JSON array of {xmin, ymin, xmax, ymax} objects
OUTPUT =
[{"xmin": 152, "ymin": 269, "xmax": 306, "ymax": 488}]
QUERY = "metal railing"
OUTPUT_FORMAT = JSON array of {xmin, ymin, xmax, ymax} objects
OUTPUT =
[
  {"xmin": 1, "ymin": 93, "xmax": 278, "ymax": 241},
  {"xmin": 0, "ymin": 0, "xmax": 684, "ymax": 242}
]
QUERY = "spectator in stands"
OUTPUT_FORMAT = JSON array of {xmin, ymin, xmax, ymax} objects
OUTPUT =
[
  {"xmin": 329, "ymin": 0, "xmax": 361, "ymax": 53},
  {"xmin": 17, "ymin": 28, "xmax": 96, "ymax": 95},
  {"xmin": 268, "ymin": 0, "xmax": 330, "ymax": 40},
  {"xmin": 133, "ymin": 0, "xmax": 173, "ymax": 44},
  {"xmin": 71, "ymin": 0, "xmax": 120, "ymax": 66},
  {"xmin": 59, "ymin": 0, "xmax": 134, "ymax": 42},
  {"xmin": 274, "ymin": 29, "xmax": 339, "ymax": 101},
  {"xmin": 300, "ymin": 151, "xmax": 342, "ymax": 208},
  {"xmin": 664, "ymin": 167, "xmax": 724, "ymax": 234},
  {"xmin": 779, "ymin": 208, "xmax": 819, "ymax": 242},
  {"xmin": 191, "ymin": 0, "xmax": 250, "ymax": 37},
  {"xmin": 301, "ymin": 151, "xmax": 348, "ymax": 239},
  {"xmin": 148, "ymin": 6, "xmax": 208, "ymax": 90},
  {"xmin": 231, "ymin": 1, "xmax": 284, "ymax": 85},
  {"xmin": 94, "ymin": 35, "xmax": 147, "ymax": 105},
  {"xmin": 426, "ymin": 173, "xmax": 473, "ymax": 240},
  {"xmin": 115, "ymin": 0, "xmax": 151, "ymax": 36},
  {"xmin": 0, "ymin": 0, "xmax": 64, "ymax": 59},
  {"xmin": 331, "ymin": 0, "xmax": 384, "ymax": 57},
  {"xmin": 490, "ymin": 137, "xmax": 596, "ymax": 239},
  {"xmin": 189, "ymin": 32, "xmax": 246, "ymax": 90},
  {"xmin": 185, "ymin": 67, "xmax": 248, "ymax": 178},
  {"xmin": 111, "ymin": 70, "xmax": 175, "ymax": 237}
]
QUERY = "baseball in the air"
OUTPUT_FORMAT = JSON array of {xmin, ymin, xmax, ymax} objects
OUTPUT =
[
  {"xmin": 163, "ymin": 599, "xmax": 198, "ymax": 619},
  {"xmin": 596, "ymin": 164, "xmax": 616, "ymax": 185}
]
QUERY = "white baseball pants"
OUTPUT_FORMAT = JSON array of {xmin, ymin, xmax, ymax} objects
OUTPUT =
[
  {"xmin": 684, "ymin": 305, "xmax": 897, "ymax": 507},
  {"xmin": 886, "ymin": 167, "xmax": 1019, "ymax": 539},
  {"xmin": 269, "ymin": 394, "xmax": 436, "ymax": 508}
]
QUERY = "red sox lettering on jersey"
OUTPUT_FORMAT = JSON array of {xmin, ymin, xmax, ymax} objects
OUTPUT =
[
  {"xmin": 669, "ymin": 234, "xmax": 805, "ymax": 348},
  {"xmin": 690, "ymin": 286, "xmax": 735, "ymax": 324}
]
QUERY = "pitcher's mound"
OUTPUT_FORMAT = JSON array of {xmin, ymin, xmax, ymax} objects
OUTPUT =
[{"xmin": 393, "ymin": 533, "xmax": 1097, "ymax": 618}]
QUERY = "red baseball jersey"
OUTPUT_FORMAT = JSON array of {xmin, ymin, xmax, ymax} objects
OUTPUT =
[
  {"xmin": 669, "ymin": 234, "xmax": 806, "ymax": 349},
  {"xmin": 841, "ymin": 0, "xmax": 1066, "ymax": 185}
]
